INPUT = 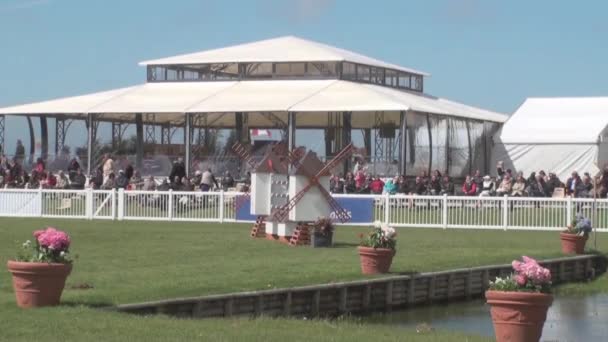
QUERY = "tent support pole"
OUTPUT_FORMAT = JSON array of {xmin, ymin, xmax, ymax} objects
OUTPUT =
[
  {"xmin": 399, "ymin": 111, "xmax": 407, "ymax": 175},
  {"xmin": 342, "ymin": 111, "xmax": 352, "ymax": 175},
  {"xmin": 0, "ymin": 114, "xmax": 5, "ymax": 156},
  {"xmin": 40, "ymin": 116, "xmax": 48, "ymax": 160},
  {"xmin": 185, "ymin": 112, "xmax": 191, "ymax": 177},
  {"xmin": 86, "ymin": 114, "xmax": 93, "ymax": 175},
  {"xmin": 135, "ymin": 113, "xmax": 144, "ymax": 171}
]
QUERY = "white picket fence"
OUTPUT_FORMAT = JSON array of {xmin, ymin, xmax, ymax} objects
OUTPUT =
[{"xmin": 0, "ymin": 189, "xmax": 607, "ymax": 232}]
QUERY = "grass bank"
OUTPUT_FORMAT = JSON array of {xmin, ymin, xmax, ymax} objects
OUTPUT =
[{"xmin": 1, "ymin": 218, "xmax": 605, "ymax": 341}]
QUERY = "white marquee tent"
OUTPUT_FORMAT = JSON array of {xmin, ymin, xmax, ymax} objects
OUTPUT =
[{"xmin": 493, "ymin": 97, "xmax": 608, "ymax": 180}]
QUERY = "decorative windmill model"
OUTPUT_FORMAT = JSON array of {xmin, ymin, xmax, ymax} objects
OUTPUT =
[{"xmin": 232, "ymin": 141, "xmax": 354, "ymax": 245}]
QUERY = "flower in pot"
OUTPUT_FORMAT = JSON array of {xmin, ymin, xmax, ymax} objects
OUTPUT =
[
  {"xmin": 560, "ymin": 213, "xmax": 592, "ymax": 254},
  {"xmin": 7, "ymin": 227, "xmax": 73, "ymax": 308},
  {"xmin": 486, "ymin": 256, "xmax": 552, "ymax": 342},
  {"xmin": 311, "ymin": 217, "xmax": 335, "ymax": 248},
  {"xmin": 357, "ymin": 221, "xmax": 397, "ymax": 274}
]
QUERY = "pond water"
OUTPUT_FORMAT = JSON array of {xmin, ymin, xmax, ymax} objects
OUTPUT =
[{"xmin": 366, "ymin": 293, "xmax": 608, "ymax": 341}]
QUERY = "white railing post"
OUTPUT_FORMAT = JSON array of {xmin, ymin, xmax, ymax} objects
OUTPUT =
[
  {"xmin": 86, "ymin": 188, "xmax": 93, "ymax": 220},
  {"xmin": 38, "ymin": 188, "xmax": 43, "ymax": 217},
  {"xmin": 111, "ymin": 189, "xmax": 117, "ymax": 220},
  {"xmin": 502, "ymin": 195, "xmax": 509, "ymax": 231},
  {"xmin": 566, "ymin": 195, "xmax": 572, "ymax": 225},
  {"xmin": 219, "ymin": 190, "xmax": 225, "ymax": 223},
  {"xmin": 168, "ymin": 189, "xmax": 173, "ymax": 221},
  {"xmin": 442, "ymin": 194, "xmax": 448, "ymax": 229},
  {"xmin": 384, "ymin": 193, "xmax": 390, "ymax": 224},
  {"xmin": 117, "ymin": 189, "xmax": 124, "ymax": 220}
]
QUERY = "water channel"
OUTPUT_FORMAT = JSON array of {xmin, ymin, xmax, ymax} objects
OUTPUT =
[{"xmin": 366, "ymin": 293, "xmax": 608, "ymax": 341}]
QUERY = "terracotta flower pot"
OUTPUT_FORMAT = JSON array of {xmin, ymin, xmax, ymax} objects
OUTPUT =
[
  {"xmin": 559, "ymin": 232, "xmax": 587, "ymax": 254},
  {"xmin": 7, "ymin": 261, "xmax": 72, "ymax": 308},
  {"xmin": 486, "ymin": 290, "xmax": 553, "ymax": 342},
  {"xmin": 358, "ymin": 246, "xmax": 395, "ymax": 274}
]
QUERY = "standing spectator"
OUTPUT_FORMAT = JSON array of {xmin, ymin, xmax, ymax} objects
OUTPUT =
[
  {"xmin": 330, "ymin": 174, "xmax": 343, "ymax": 193},
  {"xmin": 102, "ymin": 154, "xmax": 114, "ymax": 182},
  {"xmin": 511, "ymin": 175, "xmax": 526, "ymax": 197},
  {"xmin": 91, "ymin": 168, "xmax": 104, "ymax": 189},
  {"xmin": 200, "ymin": 168, "xmax": 218, "ymax": 192},
  {"xmin": 479, "ymin": 175, "xmax": 495, "ymax": 197},
  {"xmin": 169, "ymin": 158, "xmax": 186, "ymax": 182},
  {"xmin": 440, "ymin": 176, "xmax": 454, "ymax": 195},
  {"xmin": 414, "ymin": 176, "xmax": 427, "ymax": 195},
  {"xmin": 545, "ymin": 172, "xmax": 562, "ymax": 196},
  {"xmin": 67, "ymin": 158, "xmax": 80, "ymax": 181},
  {"xmin": 56, "ymin": 171, "xmax": 69, "ymax": 189},
  {"xmin": 15, "ymin": 139, "xmax": 25, "ymax": 162},
  {"xmin": 369, "ymin": 176, "xmax": 385, "ymax": 194},
  {"xmin": 130, "ymin": 170, "xmax": 143, "ymax": 190},
  {"xmin": 221, "ymin": 171, "xmax": 235, "ymax": 191},
  {"xmin": 496, "ymin": 175, "xmax": 512, "ymax": 197},
  {"xmin": 472, "ymin": 170, "xmax": 483, "ymax": 195},
  {"xmin": 600, "ymin": 167, "xmax": 608, "ymax": 198},
  {"xmin": 397, "ymin": 175, "xmax": 409, "ymax": 194},
  {"xmin": 578, "ymin": 173, "xmax": 594, "ymax": 198},
  {"xmin": 462, "ymin": 176, "xmax": 477, "ymax": 196},
  {"xmin": 496, "ymin": 161, "xmax": 505, "ymax": 180},
  {"xmin": 125, "ymin": 163, "xmax": 134, "ymax": 181},
  {"xmin": 344, "ymin": 173, "xmax": 357, "ymax": 194},
  {"xmin": 565, "ymin": 171, "xmax": 582, "ymax": 197},
  {"xmin": 527, "ymin": 172, "xmax": 537, "ymax": 187}
]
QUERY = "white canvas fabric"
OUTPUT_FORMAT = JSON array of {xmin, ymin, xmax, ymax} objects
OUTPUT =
[
  {"xmin": 139, "ymin": 36, "xmax": 429, "ymax": 76},
  {"xmin": 492, "ymin": 143, "xmax": 599, "ymax": 180},
  {"xmin": 500, "ymin": 97, "xmax": 608, "ymax": 144}
]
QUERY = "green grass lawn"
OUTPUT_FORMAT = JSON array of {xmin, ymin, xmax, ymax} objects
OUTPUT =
[{"xmin": 1, "ymin": 218, "xmax": 606, "ymax": 341}]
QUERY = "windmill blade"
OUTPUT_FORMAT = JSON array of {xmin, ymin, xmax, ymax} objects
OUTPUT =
[
  {"xmin": 231, "ymin": 142, "xmax": 257, "ymax": 169},
  {"xmin": 317, "ymin": 187, "xmax": 351, "ymax": 223},
  {"xmin": 271, "ymin": 182, "xmax": 314, "ymax": 221},
  {"xmin": 316, "ymin": 143, "xmax": 354, "ymax": 177}
]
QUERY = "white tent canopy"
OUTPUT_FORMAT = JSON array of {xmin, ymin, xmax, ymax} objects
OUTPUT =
[
  {"xmin": 0, "ymin": 80, "xmax": 507, "ymax": 128},
  {"xmin": 493, "ymin": 97, "xmax": 608, "ymax": 180},
  {"xmin": 139, "ymin": 36, "xmax": 429, "ymax": 76}
]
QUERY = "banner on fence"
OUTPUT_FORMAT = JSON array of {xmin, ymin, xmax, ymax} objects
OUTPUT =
[{"xmin": 235, "ymin": 196, "xmax": 374, "ymax": 223}]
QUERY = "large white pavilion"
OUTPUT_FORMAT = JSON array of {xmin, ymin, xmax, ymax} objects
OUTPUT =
[{"xmin": 0, "ymin": 36, "xmax": 506, "ymax": 176}]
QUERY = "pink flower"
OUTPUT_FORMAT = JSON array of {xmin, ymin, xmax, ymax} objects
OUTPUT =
[
  {"xmin": 35, "ymin": 227, "xmax": 70, "ymax": 251},
  {"xmin": 33, "ymin": 230, "xmax": 45, "ymax": 238},
  {"xmin": 521, "ymin": 256, "xmax": 538, "ymax": 265},
  {"xmin": 512, "ymin": 260, "xmax": 523, "ymax": 272},
  {"xmin": 514, "ymin": 274, "xmax": 527, "ymax": 286}
]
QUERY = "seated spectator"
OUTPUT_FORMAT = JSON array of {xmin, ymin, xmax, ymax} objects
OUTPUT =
[
  {"xmin": 413, "ymin": 176, "xmax": 427, "ymax": 195},
  {"xmin": 170, "ymin": 176, "xmax": 182, "ymax": 191},
  {"xmin": 91, "ymin": 168, "xmax": 103, "ymax": 189},
  {"xmin": 397, "ymin": 175, "xmax": 409, "ymax": 194},
  {"xmin": 479, "ymin": 175, "xmax": 495, "ymax": 197},
  {"xmin": 42, "ymin": 172, "xmax": 57, "ymax": 189},
  {"xmin": 511, "ymin": 175, "xmax": 526, "ymax": 197},
  {"xmin": 222, "ymin": 171, "xmax": 235, "ymax": 191},
  {"xmin": 383, "ymin": 177, "xmax": 398, "ymax": 195},
  {"xmin": 67, "ymin": 158, "xmax": 80, "ymax": 181},
  {"xmin": 527, "ymin": 172, "xmax": 537, "ymax": 187},
  {"xmin": 157, "ymin": 178, "xmax": 170, "ymax": 191},
  {"xmin": 201, "ymin": 168, "xmax": 218, "ymax": 192},
  {"xmin": 526, "ymin": 175, "xmax": 547, "ymax": 197},
  {"xmin": 181, "ymin": 177, "xmax": 194, "ymax": 191},
  {"xmin": 101, "ymin": 173, "xmax": 116, "ymax": 190},
  {"xmin": 600, "ymin": 167, "xmax": 608, "ymax": 198},
  {"xmin": 71, "ymin": 169, "xmax": 86, "ymax": 189},
  {"xmin": 191, "ymin": 170, "xmax": 202, "ymax": 187},
  {"xmin": 344, "ymin": 173, "xmax": 356, "ymax": 194},
  {"xmin": 369, "ymin": 176, "xmax": 385, "ymax": 194},
  {"xmin": 354, "ymin": 170, "xmax": 366, "ymax": 190},
  {"xmin": 56, "ymin": 171, "xmax": 69, "ymax": 189},
  {"xmin": 358, "ymin": 175, "xmax": 373, "ymax": 194},
  {"xmin": 130, "ymin": 170, "xmax": 143, "ymax": 190},
  {"xmin": 143, "ymin": 175, "xmax": 156, "ymax": 191},
  {"xmin": 496, "ymin": 175, "xmax": 512, "ymax": 197},
  {"xmin": 34, "ymin": 158, "xmax": 45, "ymax": 174},
  {"xmin": 462, "ymin": 176, "xmax": 477, "ymax": 196},
  {"xmin": 330, "ymin": 173, "xmax": 344, "ymax": 193},
  {"xmin": 115, "ymin": 170, "xmax": 130, "ymax": 189},
  {"xmin": 427, "ymin": 175, "xmax": 441, "ymax": 195},
  {"xmin": 440, "ymin": 176, "xmax": 454, "ymax": 195}
]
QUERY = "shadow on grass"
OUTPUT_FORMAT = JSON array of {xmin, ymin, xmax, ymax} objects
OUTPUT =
[
  {"xmin": 60, "ymin": 300, "xmax": 114, "ymax": 309},
  {"xmin": 332, "ymin": 242, "xmax": 360, "ymax": 248}
]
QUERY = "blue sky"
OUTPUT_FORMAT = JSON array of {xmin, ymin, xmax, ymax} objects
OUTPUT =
[{"xmin": 0, "ymin": 0, "xmax": 607, "ymax": 155}]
